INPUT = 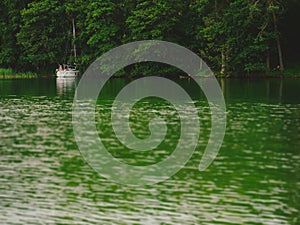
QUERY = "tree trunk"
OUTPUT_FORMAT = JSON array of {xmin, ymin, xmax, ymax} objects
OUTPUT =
[
  {"xmin": 72, "ymin": 18, "xmax": 77, "ymax": 62},
  {"xmin": 269, "ymin": 0, "xmax": 284, "ymax": 74},
  {"xmin": 221, "ymin": 50, "xmax": 226, "ymax": 75},
  {"xmin": 275, "ymin": 38, "xmax": 284, "ymax": 74}
]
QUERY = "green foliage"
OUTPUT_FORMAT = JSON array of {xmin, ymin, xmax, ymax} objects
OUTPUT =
[
  {"xmin": 125, "ymin": 0, "xmax": 185, "ymax": 75},
  {"xmin": 17, "ymin": 0, "xmax": 69, "ymax": 72},
  {"xmin": 126, "ymin": 0, "xmax": 183, "ymax": 41},
  {"xmin": 0, "ymin": 0, "xmax": 22, "ymax": 68},
  {"xmin": 0, "ymin": 0, "xmax": 289, "ymax": 76},
  {"xmin": 190, "ymin": 0, "xmax": 286, "ymax": 75},
  {"xmin": 0, "ymin": 68, "xmax": 14, "ymax": 76},
  {"xmin": 0, "ymin": 68, "xmax": 37, "ymax": 78},
  {"xmin": 83, "ymin": 0, "xmax": 120, "ymax": 66}
]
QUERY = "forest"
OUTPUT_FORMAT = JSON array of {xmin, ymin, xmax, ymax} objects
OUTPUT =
[{"xmin": 0, "ymin": 0, "xmax": 299, "ymax": 77}]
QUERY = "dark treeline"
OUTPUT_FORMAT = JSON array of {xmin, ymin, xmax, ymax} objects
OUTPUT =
[{"xmin": 0, "ymin": 0, "xmax": 298, "ymax": 76}]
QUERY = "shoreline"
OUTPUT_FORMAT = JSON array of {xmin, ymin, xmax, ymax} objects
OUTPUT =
[{"xmin": 1, "ymin": 73, "xmax": 300, "ymax": 79}]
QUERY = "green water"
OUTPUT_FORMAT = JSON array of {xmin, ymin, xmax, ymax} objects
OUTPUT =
[{"xmin": 0, "ymin": 78, "xmax": 299, "ymax": 224}]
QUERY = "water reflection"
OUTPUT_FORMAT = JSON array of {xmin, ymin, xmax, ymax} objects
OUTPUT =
[
  {"xmin": 0, "ymin": 78, "xmax": 299, "ymax": 224},
  {"xmin": 56, "ymin": 78, "xmax": 76, "ymax": 96}
]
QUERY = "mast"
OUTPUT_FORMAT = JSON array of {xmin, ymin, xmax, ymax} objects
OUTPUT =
[{"xmin": 72, "ymin": 18, "xmax": 77, "ymax": 63}]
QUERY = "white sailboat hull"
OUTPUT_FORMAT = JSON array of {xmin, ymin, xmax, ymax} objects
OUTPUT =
[{"xmin": 56, "ymin": 70, "xmax": 79, "ymax": 78}]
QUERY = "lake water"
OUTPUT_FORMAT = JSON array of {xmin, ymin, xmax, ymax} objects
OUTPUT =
[{"xmin": 0, "ymin": 78, "xmax": 299, "ymax": 224}]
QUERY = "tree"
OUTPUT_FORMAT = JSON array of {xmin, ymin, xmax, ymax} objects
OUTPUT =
[
  {"xmin": 0, "ymin": 0, "xmax": 26, "ymax": 70},
  {"xmin": 0, "ymin": 0, "xmax": 287, "ymax": 76},
  {"xmin": 124, "ymin": 0, "xmax": 186, "ymax": 75},
  {"xmin": 81, "ymin": 0, "xmax": 120, "ymax": 68},
  {"xmin": 17, "ymin": 0, "xmax": 69, "ymax": 72},
  {"xmin": 191, "ymin": 0, "xmax": 285, "ymax": 76},
  {"xmin": 268, "ymin": 0, "xmax": 284, "ymax": 73}
]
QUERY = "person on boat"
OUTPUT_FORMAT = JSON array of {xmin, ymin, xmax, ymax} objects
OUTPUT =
[{"xmin": 58, "ymin": 65, "xmax": 63, "ymax": 71}]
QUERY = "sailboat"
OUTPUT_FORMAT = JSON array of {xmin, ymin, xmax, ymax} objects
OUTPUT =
[{"xmin": 56, "ymin": 19, "xmax": 79, "ymax": 78}]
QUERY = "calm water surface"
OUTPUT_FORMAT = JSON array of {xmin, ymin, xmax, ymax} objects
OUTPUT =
[{"xmin": 0, "ymin": 78, "xmax": 299, "ymax": 224}]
